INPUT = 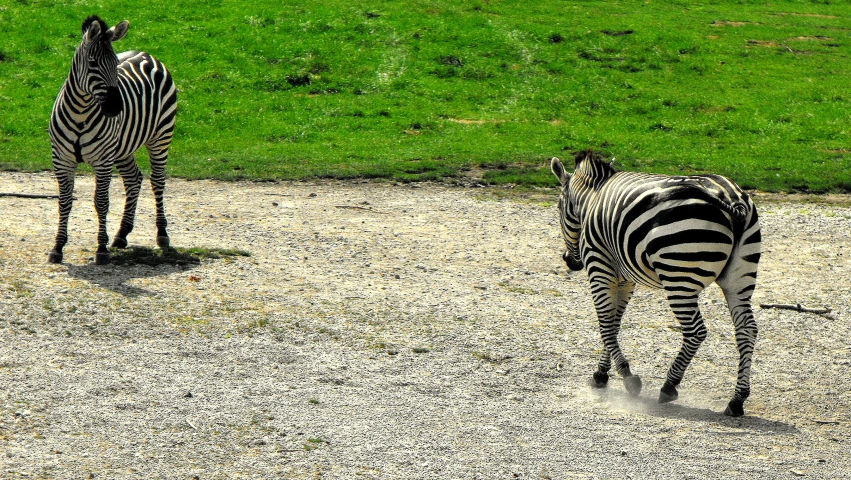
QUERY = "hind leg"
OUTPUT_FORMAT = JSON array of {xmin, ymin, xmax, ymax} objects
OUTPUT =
[
  {"xmin": 719, "ymin": 273, "xmax": 759, "ymax": 417},
  {"xmin": 717, "ymin": 213, "xmax": 761, "ymax": 416},
  {"xmin": 111, "ymin": 154, "xmax": 142, "ymax": 249},
  {"xmin": 722, "ymin": 295, "xmax": 757, "ymax": 417},
  {"xmin": 92, "ymin": 166, "xmax": 113, "ymax": 265},
  {"xmin": 146, "ymin": 143, "xmax": 170, "ymax": 248}
]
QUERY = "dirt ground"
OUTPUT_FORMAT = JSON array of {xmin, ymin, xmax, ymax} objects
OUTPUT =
[{"xmin": 1, "ymin": 172, "xmax": 849, "ymax": 479}]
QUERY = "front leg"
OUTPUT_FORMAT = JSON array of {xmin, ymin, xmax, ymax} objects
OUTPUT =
[
  {"xmin": 49, "ymin": 169, "xmax": 76, "ymax": 264},
  {"xmin": 592, "ymin": 279, "xmax": 635, "ymax": 388},
  {"xmin": 589, "ymin": 274, "xmax": 641, "ymax": 396},
  {"xmin": 93, "ymin": 167, "xmax": 112, "ymax": 265}
]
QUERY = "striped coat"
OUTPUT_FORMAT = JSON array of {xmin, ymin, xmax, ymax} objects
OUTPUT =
[
  {"xmin": 48, "ymin": 16, "xmax": 176, "ymax": 265},
  {"xmin": 552, "ymin": 151, "xmax": 761, "ymax": 417}
]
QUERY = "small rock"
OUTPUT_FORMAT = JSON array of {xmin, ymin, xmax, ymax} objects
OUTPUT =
[{"xmin": 184, "ymin": 391, "xmax": 193, "ymax": 398}]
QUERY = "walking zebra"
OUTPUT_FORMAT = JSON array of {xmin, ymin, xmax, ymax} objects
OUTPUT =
[
  {"xmin": 551, "ymin": 151, "xmax": 761, "ymax": 417},
  {"xmin": 48, "ymin": 15, "xmax": 177, "ymax": 265}
]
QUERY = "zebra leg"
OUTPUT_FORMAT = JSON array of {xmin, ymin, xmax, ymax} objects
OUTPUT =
[
  {"xmin": 111, "ymin": 154, "xmax": 142, "ymax": 249},
  {"xmin": 49, "ymin": 171, "xmax": 76, "ymax": 264},
  {"xmin": 590, "ymin": 277, "xmax": 641, "ymax": 396},
  {"xmin": 659, "ymin": 292, "xmax": 708, "ymax": 404},
  {"xmin": 93, "ymin": 167, "xmax": 113, "ymax": 265},
  {"xmin": 720, "ymin": 289, "xmax": 758, "ymax": 417},
  {"xmin": 592, "ymin": 351, "xmax": 611, "ymax": 388},
  {"xmin": 717, "ymin": 218, "xmax": 760, "ymax": 417},
  {"xmin": 592, "ymin": 280, "xmax": 635, "ymax": 389},
  {"xmin": 147, "ymin": 146, "xmax": 170, "ymax": 248}
]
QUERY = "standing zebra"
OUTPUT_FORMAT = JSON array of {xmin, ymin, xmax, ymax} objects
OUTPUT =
[
  {"xmin": 48, "ymin": 15, "xmax": 177, "ymax": 265},
  {"xmin": 551, "ymin": 151, "xmax": 761, "ymax": 417}
]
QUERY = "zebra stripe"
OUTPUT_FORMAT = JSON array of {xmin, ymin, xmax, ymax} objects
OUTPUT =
[
  {"xmin": 48, "ymin": 16, "xmax": 177, "ymax": 265},
  {"xmin": 552, "ymin": 151, "xmax": 761, "ymax": 417}
]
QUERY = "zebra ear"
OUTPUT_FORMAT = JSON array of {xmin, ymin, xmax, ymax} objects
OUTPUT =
[
  {"xmin": 84, "ymin": 19, "xmax": 102, "ymax": 43},
  {"xmin": 108, "ymin": 21, "xmax": 130, "ymax": 42},
  {"xmin": 551, "ymin": 157, "xmax": 570, "ymax": 185}
]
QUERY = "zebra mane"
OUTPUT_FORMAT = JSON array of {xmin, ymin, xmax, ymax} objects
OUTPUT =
[
  {"xmin": 574, "ymin": 149, "xmax": 616, "ymax": 185},
  {"xmin": 82, "ymin": 15, "xmax": 108, "ymax": 36}
]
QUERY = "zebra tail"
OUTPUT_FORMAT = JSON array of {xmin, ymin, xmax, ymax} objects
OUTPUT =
[
  {"xmin": 726, "ymin": 201, "xmax": 748, "ymax": 224},
  {"xmin": 683, "ymin": 186, "xmax": 751, "ymax": 239},
  {"xmin": 687, "ymin": 185, "xmax": 749, "ymax": 225}
]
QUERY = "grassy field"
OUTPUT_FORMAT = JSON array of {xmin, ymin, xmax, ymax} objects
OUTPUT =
[{"xmin": 1, "ymin": 1, "xmax": 849, "ymax": 191}]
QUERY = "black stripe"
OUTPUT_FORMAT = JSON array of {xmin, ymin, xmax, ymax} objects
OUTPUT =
[{"xmin": 659, "ymin": 251, "xmax": 729, "ymax": 263}]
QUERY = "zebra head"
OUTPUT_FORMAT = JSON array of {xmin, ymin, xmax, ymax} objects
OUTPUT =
[
  {"xmin": 551, "ymin": 156, "xmax": 584, "ymax": 271},
  {"xmin": 76, "ymin": 16, "xmax": 129, "ymax": 117}
]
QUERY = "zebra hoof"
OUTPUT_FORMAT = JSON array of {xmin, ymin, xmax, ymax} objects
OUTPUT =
[
  {"xmin": 111, "ymin": 237, "xmax": 128, "ymax": 249},
  {"xmin": 48, "ymin": 250, "xmax": 63, "ymax": 264},
  {"xmin": 94, "ymin": 251, "xmax": 111, "ymax": 265},
  {"xmin": 724, "ymin": 399, "xmax": 745, "ymax": 417},
  {"xmin": 156, "ymin": 236, "xmax": 170, "ymax": 248},
  {"xmin": 658, "ymin": 386, "xmax": 679, "ymax": 403},
  {"xmin": 590, "ymin": 371, "xmax": 610, "ymax": 388},
  {"xmin": 623, "ymin": 375, "xmax": 642, "ymax": 397}
]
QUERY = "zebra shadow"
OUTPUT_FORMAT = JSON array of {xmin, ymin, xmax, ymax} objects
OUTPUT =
[
  {"xmin": 65, "ymin": 246, "xmax": 200, "ymax": 297},
  {"xmin": 588, "ymin": 387, "xmax": 800, "ymax": 435}
]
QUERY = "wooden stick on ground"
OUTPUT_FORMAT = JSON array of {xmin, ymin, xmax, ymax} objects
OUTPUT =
[
  {"xmin": 334, "ymin": 205, "xmax": 390, "ymax": 214},
  {"xmin": 760, "ymin": 303, "xmax": 832, "ymax": 315},
  {"xmin": 0, "ymin": 192, "xmax": 62, "ymax": 199}
]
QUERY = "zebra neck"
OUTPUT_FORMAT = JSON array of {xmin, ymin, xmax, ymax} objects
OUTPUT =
[
  {"xmin": 61, "ymin": 53, "xmax": 103, "ymax": 116},
  {"xmin": 66, "ymin": 52, "xmax": 93, "ymax": 98},
  {"xmin": 570, "ymin": 174, "xmax": 603, "ymax": 218},
  {"xmin": 58, "ymin": 78, "xmax": 104, "ymax": 127}
]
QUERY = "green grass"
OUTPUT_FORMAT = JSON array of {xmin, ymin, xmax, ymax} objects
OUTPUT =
[{"xmin": 1, "ymin": 1, "xmax": 850, "ymax": 192}]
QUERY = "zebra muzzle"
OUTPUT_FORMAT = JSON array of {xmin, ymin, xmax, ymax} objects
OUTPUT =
[
  {"xmin": 98, "ymin": 86, "xmax": 123, "ymax": 117},
  {"xmin": 563, "ymin": 251, "xmax": 584, "ymax": 271}
]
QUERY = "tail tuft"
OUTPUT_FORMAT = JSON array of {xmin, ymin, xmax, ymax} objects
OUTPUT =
[{"xmin": 730, "ymin": 202, "xmax": 747, "ymax": 223}]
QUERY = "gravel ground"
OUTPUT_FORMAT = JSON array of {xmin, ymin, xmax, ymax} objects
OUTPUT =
[{"xmin": 1, "ymin": 171, "xmax": 849, "ymax": 479}]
